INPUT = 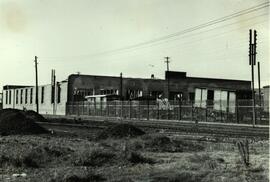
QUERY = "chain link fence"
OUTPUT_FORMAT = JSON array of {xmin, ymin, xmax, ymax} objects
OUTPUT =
[{"xmin": 66, "ymin": 99, "xmax": 269, "ymax": 125}]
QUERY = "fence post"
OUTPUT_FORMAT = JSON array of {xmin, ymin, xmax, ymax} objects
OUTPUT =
[
  {"xmin": 100, "ymin": 100, "xmax": 103, "ymax": 116},
  {"xmin": 167, "ymin": 100, "xmax": 170, "ymax": 120},
  {"xmin": 88, "ymin": 102, "xmax": 90, "ymax": 116},
  {"xmin": 121, "ymin": 100, "xmax": 123, "ymax": 119},
  {"xmin": 147, "ymin": 99, "xmax": 150, "ymax": 120},
  {"xmin": 71, "ymin": 103, "xmax": 74, "ymax": 115},
  {"xmin": 107, "ymin": 101, "xmax": 109, "ymax": 117},
  {"xmin": 236, "ymin": 99, "xmax": 239, "ymax": 123},
  {"xmin": 82, "ymin": 101, "xmax": 85, "ymax": 115},
  {"xmin": 77, "ymin": 102, "xmax": 79, "ymax": 116},
  {"xmin": 129, "ymin": 100, "xmax": 132, "ymax": 119},
  {"xmin": 179, "ymin": 99, "xmax": 182, "ymax": 121},
  {"xmin": 205, "ymin": 105, "xmax": 208, "ymax": 122},
  {"xmin": 94, "ymin": 100, "xmax": 96, "ymax": 116},
  {"xmin": 138, "ymin": 101, "xmax": 141, "ymax": 120},
  {"xmin": 220, "ymin": 100, "xmax": 222, "ymax": 122},
  {"xmin": 191, "ymin": 101, "xmax": 194, "ymax": 121},
  {"xmin": 157, "ymin": 102, "xmax": 159, "ymax": 120},
  {"xmin": 226, "ymin": 105, "xmax": 229, "ymax": 123},
  {"xmin": 114, "ymin": 101, "xmax": 117, "ymax": 117}
]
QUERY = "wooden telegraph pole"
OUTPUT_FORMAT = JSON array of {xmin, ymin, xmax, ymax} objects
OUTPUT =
[
  {"xmin": 257, "ymin": 62, "xmax": 262, "ymax": 109},
  {"xmin": 164, "ymin": 57, "xmax": 170, "ymax": 100},
  {"xmin": 249, "ymin": 29, "xmax": 257, "ymax": 127},
  {"xmin": 34, "ymin": 56, "xmax": 39, "ymax": 113}
]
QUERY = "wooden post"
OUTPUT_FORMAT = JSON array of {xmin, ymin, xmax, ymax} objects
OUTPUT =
[
  {"xmin": 147, "ymin": 99, "xmax": 150, "ymax": 120},
  {"xmin": 129, "ymin": 100, "xmax": 132, "ymax": 119}
]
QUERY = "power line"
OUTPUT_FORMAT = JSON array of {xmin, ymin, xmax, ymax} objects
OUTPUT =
[
  {"xmin": 66, "ymin": 18, "xmax": 267, "ymax": 64},
  {"xmin": 51, "ymin": 2, "xmax": 269, "ymax": 59},
  {"xmin": 41, "ymin": 2, "xmax": 269, "ymax": 61}
]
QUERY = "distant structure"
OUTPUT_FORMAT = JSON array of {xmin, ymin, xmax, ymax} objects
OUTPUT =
[{"xmin": 2, "ymin": 71, "xmax": 252, "ymax": 115}]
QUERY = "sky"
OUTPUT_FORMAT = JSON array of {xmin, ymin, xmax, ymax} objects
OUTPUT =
[{"xmin": 0, "ymin": 0, "xmax": 269, "ymax": 90}]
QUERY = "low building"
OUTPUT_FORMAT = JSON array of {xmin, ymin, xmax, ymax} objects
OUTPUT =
[
  {"xmin": 2, "ymin": 81, "xmax": 68, "ymax": 115},
  {"xmin": 2, "ymin": 71, "xmax": 252, "ymax": 115}
]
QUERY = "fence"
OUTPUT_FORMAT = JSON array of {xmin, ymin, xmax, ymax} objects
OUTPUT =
[{"xmin": 66, "ymin": 100, "xmax": 269, "ymax": 125}]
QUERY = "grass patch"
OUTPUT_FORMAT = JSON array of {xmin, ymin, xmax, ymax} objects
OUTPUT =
[
  {"xmin": 127, "ymin": 134, "xmax": 205, "ymax": 153},
  {"xmin": 74, "ymin": 149, "xmax": 115, "ymax": 167},
  {"xmin": 127, "ymin": 152, "xmax": 155, "ymax": 165},
  {"xmin": 150, "ymin": 170, "xmax": 208, "ymax": 182}
]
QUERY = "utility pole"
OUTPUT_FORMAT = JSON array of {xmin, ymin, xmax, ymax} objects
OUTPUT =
[
  {"xmin": 164, "ymin": 57, "xmax": 170, "ymax": 100},
  {"xmin": 249, "ymin": 29, "xmax": 257, "ymax": 127},
  {"xmin": 120, "ymin": 72, "xmax": 123, "ymax": 120},
  {"xmin": 258, "ymin": 61, "xmax": 261, "ymax": 121},
  {"xmin": 120, "ymin": 72, "xmax": 123, "ymax": 99},
  {"xmin": 34, "ymin": 56, "xmax": 39, "ymax": 113},
  {"xmin": 164, "ymin": 56, "xmax": 170, "ymax": 71},
  {"xmin": 51, "ymin": 69, "xmax": 56, "ymax": 115}
]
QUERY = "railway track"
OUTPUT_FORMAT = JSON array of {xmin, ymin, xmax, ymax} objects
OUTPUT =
[{"xmin": 41, "ymin": 115, "xmax": 269, "ymax": 140}]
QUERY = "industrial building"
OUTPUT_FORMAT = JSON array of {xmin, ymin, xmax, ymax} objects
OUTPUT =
[{"xmin": 2, "ymin": 71, "xmax": 252, "ymax": 115}]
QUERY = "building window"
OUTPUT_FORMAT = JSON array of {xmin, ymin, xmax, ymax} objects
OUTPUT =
[
  {"xmin": 9, "ymin": 90, "xmax": 12, "ymax": 105},
  {"xmin": 16, "ymin": 90, "xmax": 18, "ymax": 104},
  {"xmin": 189, "ymin": 92, "xmax": 195, "ymax": 101},
  {"xmin": 51, "ymin": 85, "xmax": 55, "ymax": 104},
  {"xmin": 30, "ymin": 88, "xmax": 33, "ymax": 104},
  {"xmin": 194, "ymin": 88, "xmax": 207, "ymax": 108},
  {"xmin": 214, "ymin": 90, "xmax": 228, "ymax": 112},
  {"xmin": 57, "ymin": 84, "xmax": 61, "ymax": 103},
  {"xmin": 25, "ymin": 89, "xmax": 28, "ymax": 104},
  {"xmin": 5, "ymin": 90, "xmax": 8, "ymax": 104},
  {"xmin": 20, "ymin": 89, "xmax": 23, "ymax": 104},
  {"xmin": 149, "ymin": 91, "xmax": 163, "ymax": 99},
  {"xmin": 228, "ymin": 92, "xmax": 236, "ymax": 113},
  {"xmin": 41, "ymin": 87, "xmax": 45, "ymax": 104}
]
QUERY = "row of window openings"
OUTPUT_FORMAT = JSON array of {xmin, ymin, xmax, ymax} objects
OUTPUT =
[
  {"xmin": 5, "ymin": 87, "xmax": 61, "ymax": 105},
  {"xmin": 194, "ymin": 88, "xmax": 236, "ymax": 112}
]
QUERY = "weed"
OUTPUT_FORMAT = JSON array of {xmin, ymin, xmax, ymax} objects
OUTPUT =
[
  {"xmin": 74, "ymin": 149, "xmax": 115, "ymax": 167},
  {"xmin": 151, "ymin": 170, "xmax": 207, "ymax": 182},
  {"xmin": 127, "ymin": 152, "xmax": 155, "ymax": 164},
  {"xmin": 236, "ymin": 139, "xmax": 250, "ymax": 167},
  {"xmin": 63, "ymin": 174, "xmax": 105, "ymax": 182}
]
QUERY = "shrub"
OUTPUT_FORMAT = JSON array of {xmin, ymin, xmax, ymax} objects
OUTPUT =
[
  {"xmin": 74, "ymin": 149, "xmax": 115, "ymax": 167},
  {"xmin": 127, "ymin": 152, "xmax": 155, "ymax": 164},
  {"xmin": 151, "ymin": 170, "xmax": 207, "ymax": 182},
  {"xmin": 63, "ymin": 174, "xmax": 105, "ymax": 182},
  {"xmin": 236, "ymin": 139, "xmax": 250, "ymax": 167}
]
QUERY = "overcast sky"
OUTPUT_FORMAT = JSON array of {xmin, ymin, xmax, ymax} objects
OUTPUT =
[{"xmin": 0, "ymin": 0, "xmax": 269, "ymax": 90}]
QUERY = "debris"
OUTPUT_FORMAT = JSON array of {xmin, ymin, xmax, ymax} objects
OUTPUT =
[{"xmin": 12, "ymin": 173, "xmax": 27, "ymax": 177}]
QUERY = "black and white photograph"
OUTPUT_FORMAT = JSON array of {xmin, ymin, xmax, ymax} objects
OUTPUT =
[{"xmin": 0, "ymin": 0, "xmax": 269, "ymax": 181}]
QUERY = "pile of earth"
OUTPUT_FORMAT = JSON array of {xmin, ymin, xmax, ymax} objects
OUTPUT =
[
  {"xmin": 24, "ymin": 110, "xmax": 47, "ymax": 122},
  {"xmin": 0, "ymin": 109, "xmax": 48, "ymax": 135},
  {"xmin": 97, "ymin": 124, "xmax": 145, "ymax": 140},
  {"xmin": 138, "ymin": 134, "xmax": 205, "ymax": 153}
]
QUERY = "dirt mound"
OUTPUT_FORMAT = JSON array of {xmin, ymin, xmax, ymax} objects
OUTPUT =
[
  {"xmin": 142, "ymin": 135, "xmax": 180, "ymax": 152},
  {"xmin": 24, "ymin": 110, "xmax": 47, "ymax": 122},
  {"xmin": 139, "ymin": 134, "xmax": 205, "ymax": 152},
  {"xmin": 0, "ymin": 109, "xmax": 48, "ymax": 135},
  {"xmin": 97, "ymin": 124, "xmax": 145, "ymax": 139}
]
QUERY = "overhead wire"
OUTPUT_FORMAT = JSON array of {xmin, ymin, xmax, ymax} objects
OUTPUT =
[
  {"xmin": 40, "ymin": 2, "xmax": 269, "ymax": 60},
  {"xmin": 39, "ymin": 14, "xmax": 268, "ymax": 64}
]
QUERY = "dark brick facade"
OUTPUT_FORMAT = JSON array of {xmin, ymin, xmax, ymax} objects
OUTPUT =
[{"xmin": 67, "ymin": 71, "xmax": 251, "ymax": 103}]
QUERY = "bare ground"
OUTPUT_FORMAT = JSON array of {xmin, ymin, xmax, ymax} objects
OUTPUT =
[{"xmin": 0, "ymin": 125, "xmax": 268, "ymax": 182}]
